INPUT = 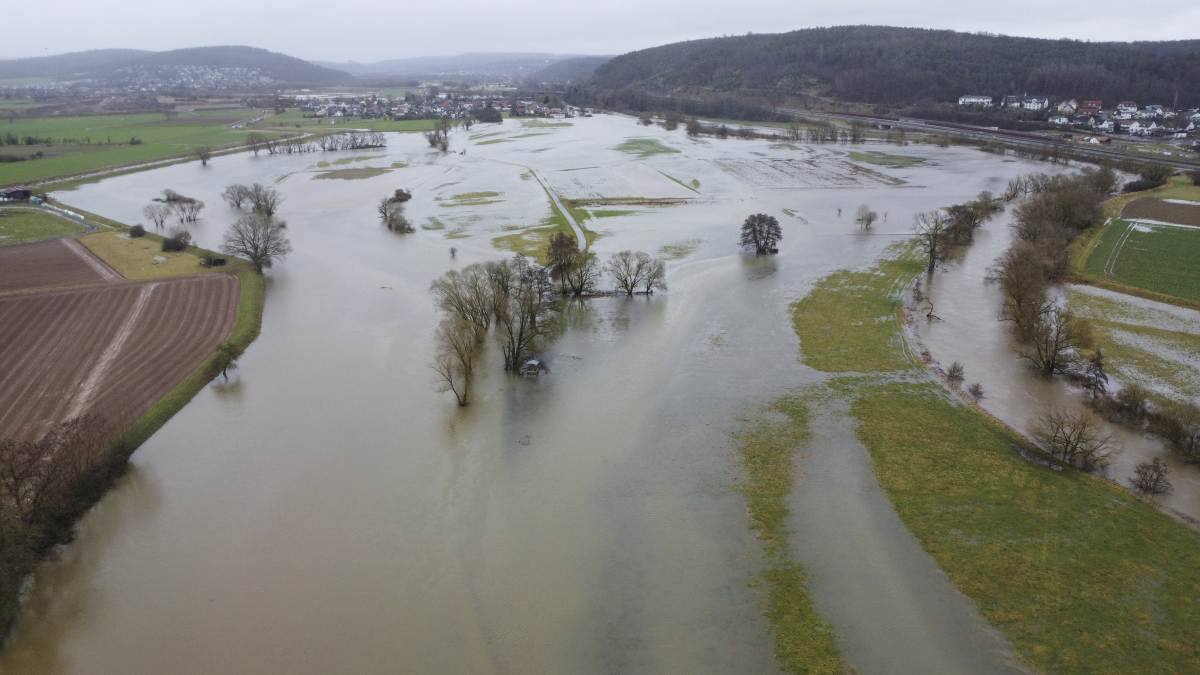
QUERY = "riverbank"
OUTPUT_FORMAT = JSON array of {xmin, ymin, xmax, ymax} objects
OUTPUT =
[
  {"xmin": 748, "ymin": 247, "xmax": 1200, "ymax": 673},
  {"xmin": 0, "ymin": 212, "xmax": 265, "ymax": 639}
]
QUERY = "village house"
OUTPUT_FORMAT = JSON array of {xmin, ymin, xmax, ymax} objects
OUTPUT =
[{"xmin": 958, "ymin": 95, "xmax": 993, "ymax": 106}]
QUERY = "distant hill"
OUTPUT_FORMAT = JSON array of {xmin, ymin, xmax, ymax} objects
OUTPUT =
[
  {"xmin": 530, "ymin": 56, "xmax": 612, "ymax": 83},
  {"xmin": 583, "ymin": 26, "xmax": 1200, "ymax": 108},
  {"xmin": 315, "ymin": 53, "xmax": 595, "ymax": 78},
  {"xmin": 0, "ymin": 46, "xmax": 352, "ymax": 87}
]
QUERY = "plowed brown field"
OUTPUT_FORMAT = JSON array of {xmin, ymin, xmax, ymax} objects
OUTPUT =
[
  {"xmin": 0, "ymin": 273, "xmax": 240, "ymax": 442},
  {"xmin": 1121, "ymin": 197, "xmax": 1200, "ymax": 227},
  {"xmin": 0, "ymin": 237, "xmax": 122, "ymax": 293}
]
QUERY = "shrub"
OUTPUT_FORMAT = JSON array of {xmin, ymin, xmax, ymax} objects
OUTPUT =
[
  {"xmin": 1130, "ymin": 458, "xmax": 1172, "ymax": 495},
  {"xmin": 1123, "ymin": 178, "xmax": 1166, "ymax": 193},
  {"xmin": 162, "ymin": 226, "xmax": 191, "ymax": 252},
  {"xmin": 129, "ymin": 225, "xmax": 145, "ymax": 238}
]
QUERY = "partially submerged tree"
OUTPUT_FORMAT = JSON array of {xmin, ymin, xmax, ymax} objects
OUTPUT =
[
  {"xmin": 1130, "ymin": 458, "xmax": 1172, "ymax": 495},
  {"xmin": 221, "ymin": 184, "xmax": 251, "ymax": 209},
  {"xmin": 378, "ymin": 196, "xmax": 413, "ymax": 233},
  {"xmin": 432, "ymin": 317, "xmax": 481, "ymax": 407},
  {"xmin": 195, "ymin": 147, "xmax": 213, "ymax": 166},
  {"xmin": 740, "ymin": 213, "xmax": 782, "ymax": 255},
  {"xmin": 855, "ymin": 204, "xmax": 878, "ymax": 229},
  {"xmin": 562, "ymin": 251, "xmax": 601, "ymax": 297},
  {"xmin": 1018, "ymin": 307, "xmax": 1090, "ymax": 376},
  {"xmin": 143, "ymin": 203, "xmax": 171, "ymax": 229},
  {"xmin": 912, "ymin": 210, "xmax": 947, "ymax": 272},
  {"xmin": 248, "ymin": 183, "xmax": 284, "ymax": 216},
  {"xmin": 246, "ymin": 132, "xmax": 269, "ymax": 156},
  {"xmin": 220, "ymin": 213, "xmax": 293, "ymax": 271},
  {"xmin": 545, "ymin": 232, "xmax": 579, "ymax": 293},
  {"xmin": 1032, "ymin": 406, "xmax": 1117, "ymax": 470}
]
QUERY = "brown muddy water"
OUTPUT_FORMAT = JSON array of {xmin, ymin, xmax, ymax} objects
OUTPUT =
[
  {"xmin": 912, "ymin": 207, "xmax": 1200, "ymax": 521},
  {"xmin": 2, "ymin": 118, "xmax": 1053, "ymax": 673}
]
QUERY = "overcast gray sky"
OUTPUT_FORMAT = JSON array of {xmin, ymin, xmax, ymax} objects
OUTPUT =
[{"xmin": 5, "ymin": 0, "xmax": 1199, "ymax": 61}]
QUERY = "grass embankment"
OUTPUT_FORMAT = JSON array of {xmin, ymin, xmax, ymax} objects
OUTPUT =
[
  {"xmin": 0, "ymin": 112, "xmax": 286, "ymax": 186},
  {"xmin": 1072, "ymin": 177, "xmax": 1200, "ymax": 310},
  {"xmin": 79, "ymin": 230, "xmax": 249, "ymax": 279},
  {"xmin": 776, "ymin": 245, "xmax": 1200, "ymax": 673},
  {"xmin": 0, "ymin": 207, "xmax": 87, "ymax": 245},
  {"xmin": 734, "ymin": 399, "xmax": 847, "ymax": 674}
]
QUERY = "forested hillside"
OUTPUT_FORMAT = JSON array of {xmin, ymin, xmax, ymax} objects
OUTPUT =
[{"xmin": 582, "ymin": 26, "xmax": 1200, "ymax": 107}]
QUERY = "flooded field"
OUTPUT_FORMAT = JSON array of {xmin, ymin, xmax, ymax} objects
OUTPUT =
[{"xmin": 2, "ymin": 115, "xmax": 1077, "ymax": 673}]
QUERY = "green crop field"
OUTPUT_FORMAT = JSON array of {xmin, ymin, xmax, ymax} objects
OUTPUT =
[
  {"xmin": 614, "ymin": 138, "xmax": 680, "ymax": 158},
  {"xmin": 0, "ymin": 207, "xmax": 87, "ymax": 246},
  {"xmin": 1085, "ymin": 218, "xmax": 1200, "ymax": 302},
  {"xmin": 0, "ymin": 112, "xmax": 286, "ymax": 185},
  {"xmin": 262, "ymin": 110, "xmax": 442, "ymax": 133}
]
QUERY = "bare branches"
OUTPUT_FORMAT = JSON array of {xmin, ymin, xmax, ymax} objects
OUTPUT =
[
  {"xmin": 220, "ymin": 213, "xmax": 293, "ymax": 271},
  {"xmin": 221, "ymin": 184, "xmax": 251, "ymax": 209},
  {"xmin": 1032, "ymin": 407, "xmax": 1117, "ymax": 471},
  {"xmin": 142, "ymin": 203, "xmax": 171, "ymax": 228},
  {"xmin": 855, "ymin": 204, "xmax": 878, "ymax": 229},
  {"xmin": 248, "ymin": 183, "xmax": 284, "ymax": 217},
  {"xmin": 912, "ymin": 210, "xmax": 947, "ymax": 272},
  {"xmin": 1130, "ymin": 458, "xmax": 1172, "ymax": 495}
]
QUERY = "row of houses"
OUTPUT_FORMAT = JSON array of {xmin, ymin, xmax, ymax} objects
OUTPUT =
[
  {"xmin": 297, "ymin": 95, "xmax": 593, "ymax": 121},
  {"xmin": 959, "ymin": 94, "xmax": 1200, "ymax": 137}
]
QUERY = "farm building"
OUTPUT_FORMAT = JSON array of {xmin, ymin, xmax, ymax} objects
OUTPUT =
[{"xmin": 1, "ymin": 187, "xmax": 33, "ymax": 201}]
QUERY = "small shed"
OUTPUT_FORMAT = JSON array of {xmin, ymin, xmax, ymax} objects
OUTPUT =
[{"xmin": 1, "ymin": 187, "xmax": 32, "ymax": 201}]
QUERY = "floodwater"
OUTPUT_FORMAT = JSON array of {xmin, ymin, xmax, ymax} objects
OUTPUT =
[
  {"xmin": 912, "ymin": 205, "xmax": 1200, "ymax": 520},
  {"xmin": 4, "ymin": 116, "xmax": 1049, "ymax": 673}
]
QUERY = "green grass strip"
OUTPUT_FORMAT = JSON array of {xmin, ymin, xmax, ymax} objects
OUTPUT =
[
  {"xmin": 734, "ymin": 398, "xmax": 847, "ymax": 674},
  {"xmin": 852, "ymin": 382, "xmax": 1200, "ymax": 674},
  {"xmin": 791, "ymin": 248, "xmax": 923, "ymax": 372}
]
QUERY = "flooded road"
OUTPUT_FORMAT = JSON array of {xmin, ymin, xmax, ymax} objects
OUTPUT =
[
  {"xmin": 913, "ymin": 205, "xmax": 1200, "ymax": 520},
  {"xmin": 4, "ymin": 117, "xmax": 1052, "ymax": 672}
]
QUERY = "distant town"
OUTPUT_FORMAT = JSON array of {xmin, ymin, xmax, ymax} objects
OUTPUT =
[{"xmin": 959, "ymin": 94, "xmax": 1200, "ymax": 141}]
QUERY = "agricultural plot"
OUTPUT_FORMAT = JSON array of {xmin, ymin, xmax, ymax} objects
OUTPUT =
[
  {"xmin": 0, "ymin": 273, "xmax": 239, "ymax": 442},
  {"xmin": 0, "ymin": 112, "xmax": 283, "ymax": 185},
  {"xmin": 1085, "ymin": 218, "xmax": 1200, "ymax": 302},
  {"xmin": 0, "ymin": 207, "xmax": 87, "ymax": 245},
  {"xmin": 711, "ymin": 156, "xmax": 902, "ymax": 188},
  {"xmin": 1121, "ymin": 197, "xmax": 1200, "ymax": 227},
  {"xmin": 0, "ymin": 237, "xmax": 120, "ymax": 293}
]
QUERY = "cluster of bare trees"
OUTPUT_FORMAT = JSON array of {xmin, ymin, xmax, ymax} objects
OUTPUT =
[
  {"xmin": 142, "ymin": 189, "xmax": 204, "ymax": 229},
  {"xmin": 912, "ymin": 191, "xmax": 1004, "ymax": 273},
  {"xmin": 378, "ymin": 189, "xmax": 414, "ymax": 233},
  {"xmin": 423, "ymin": 119, "xmax": 453, "ymax": 152},
  {"xmin": 855, "ymin": 204, "xmax": 879, "ymax": 229},
  {"xmin": 1032, "ymin": 407, "xmax": 1116, "ymax": 471},
  {"xmin": 991, "ymin": 169, "xmax": 1114, "ymax": 375},
  {"xmin": 740, "ymin": 213, "xmax": 782, "ymax": 255},
  {"xmin": 317, "ymin": 131, "xmax": 386, "ymax": 152},
  {"xmin": 221, "ymin": 183, "xmax": 284, "ymax": 217},
  {"xmin": 606, "ymin": 250, "xmax": 667, "ymax": 296},
  {"xmin": 1, "ymin": 414, "xmax": 134, "ymax": 628},
  {"xmin": 430, "ymin": 256, "xmax": 559, "ymax": 405}
]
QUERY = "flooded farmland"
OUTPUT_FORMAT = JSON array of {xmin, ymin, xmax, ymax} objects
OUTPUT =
[{"xmin": 0, "ymin": 115, "xmax": 1148, "ymax": 673}]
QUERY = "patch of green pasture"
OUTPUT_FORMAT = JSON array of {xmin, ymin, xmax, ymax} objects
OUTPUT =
[
  {"xmin": 733, "ymin": 397, "xmax": 847, "ymax": 674},
  {"xmin": 0, "ymin": 113, "xmax": 289, "ymax": 184},
  {"xmin": 254, "ymin": 110, "xmax": 438, "ymax": 133},
  {"xmin": 511, "ymin": 133, "xmax": 551, "ymax": 139},
  {"xmin": 0, "ymin": 207, "xmax": 87, "ymax": 246},
  {"xmin": 312, "ymin": 167, "xmax": 391, "ymax": 181},
  {"xmin": 0, "ymin": 100, "xmax": 46, "ymax": 110},
  {"xmin": 469, "ymin": 131, "xmax": 505, "ymax": 140},
  {"xmin": 851, "ymin": 382, "xmax": 1200, "ymax": 674},
  {"xmin": 476, "ymin": 139, "xmax": 510, "ymax": 146},
  {"xmin": 521, "ymin": 120, "xmax": 571, "ymax": 128},
  {"xmin": 1085, "ymin": 218, "xmax": 1200, "ymax": 302},
  {"xmin": 492, "ymin": 186, "xmax": 596, "ymax": 263},
  {"xmin": 847, "ymin": 152, "xmax": 925, "ymax": 169},
  {"xmin": 659, "ymin": 238, "xmax": 702, "ymax": 259},
  {"xmin": 615, "ymin": 138, "xmax": 681, "ymax": 158},
  {"xmin": 594, "ymin": 210, "xmax": 636, "ymax": 218},
  {"xmin": 422, "ymin": 217, "xmax": 446, "ymax": 231},
  {"xmin": 657, "ymin": 171, "xmax": 700, "ymax": 193},
  {"xmin": 790, "ymin": 247, "xmax": 923, "ymax": 372}
]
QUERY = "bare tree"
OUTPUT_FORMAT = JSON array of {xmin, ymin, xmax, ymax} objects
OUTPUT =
[
  {"xmin": 248, "ymin": 183, "xmax": 284, "ymax": 216},
  {"xmin": 912, "ymin": 211, "xmax": 947, "ymax": 272},
  {"xmin": 946, "ymin": 362, "xmax": 965, "ymax": 385},
  {"xmin": 431, "ymin": 264, "xmax": 495, "ymax": 333},
  {"xmin": 1130, "ymin": 458, "xmax": 1172, "ymax": 495},
  {"xmin": 378, "ymin": 197, "xmax": 413, "ymax": 233},
  {"xmin": 641, "ymin": 256, "xmax": 667, "ymax": 295},
  {"xmin": 432, "ymin": 318, "xmax": 481, "ymax": 407},
  {"xmin": 1032, "ymin": 407, "xmax": 1117, "ymax": 470},
  {"xmin": 424, "ymin": 119, "xmax": 453, "ymax": 152},
  {"xmin": 220, "ymin": 213, "xmax": 293, "ymax": 271},
  {"xmin": 195, "ymin": 147, "xmax": 213, "ymax": 166},
  {"xmin": 546, "ymin": 232, "xmax": 579, "ymax": 293},
  {"xmin": 563, "ymin": 251, "xmax": 601, "ymax": 297},
  {"xmin": 246, "ymin": 132, "xmax": 269, "ymax": 156},
  {"xmin": 740, "ymin": 213, "xmax": 782, "ymax": 255},
  {"xmin": 855, "ymin": 204, "xmax": 878, "ymax": 229},
  {"xmin": 221, "ymin": 184, "xmax": 251, "ymax": 209},
  {"xmin": 607, "ymin": 250, "xmax": 648, "ymax": 296},
  {"xmin": 494, "ymin": 256, "xmax": 557, "ymax": 371},
  {"xmin": 1019, "ymin": 307, "xmax": 1089, "ymax": 376},
  {"xmin": 170, "ymin": 199, "xmax": 204, "ymax": 223},
  {"xmin": 143, "ymin": 203, "xmax": 171, "ymax": 229}
]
